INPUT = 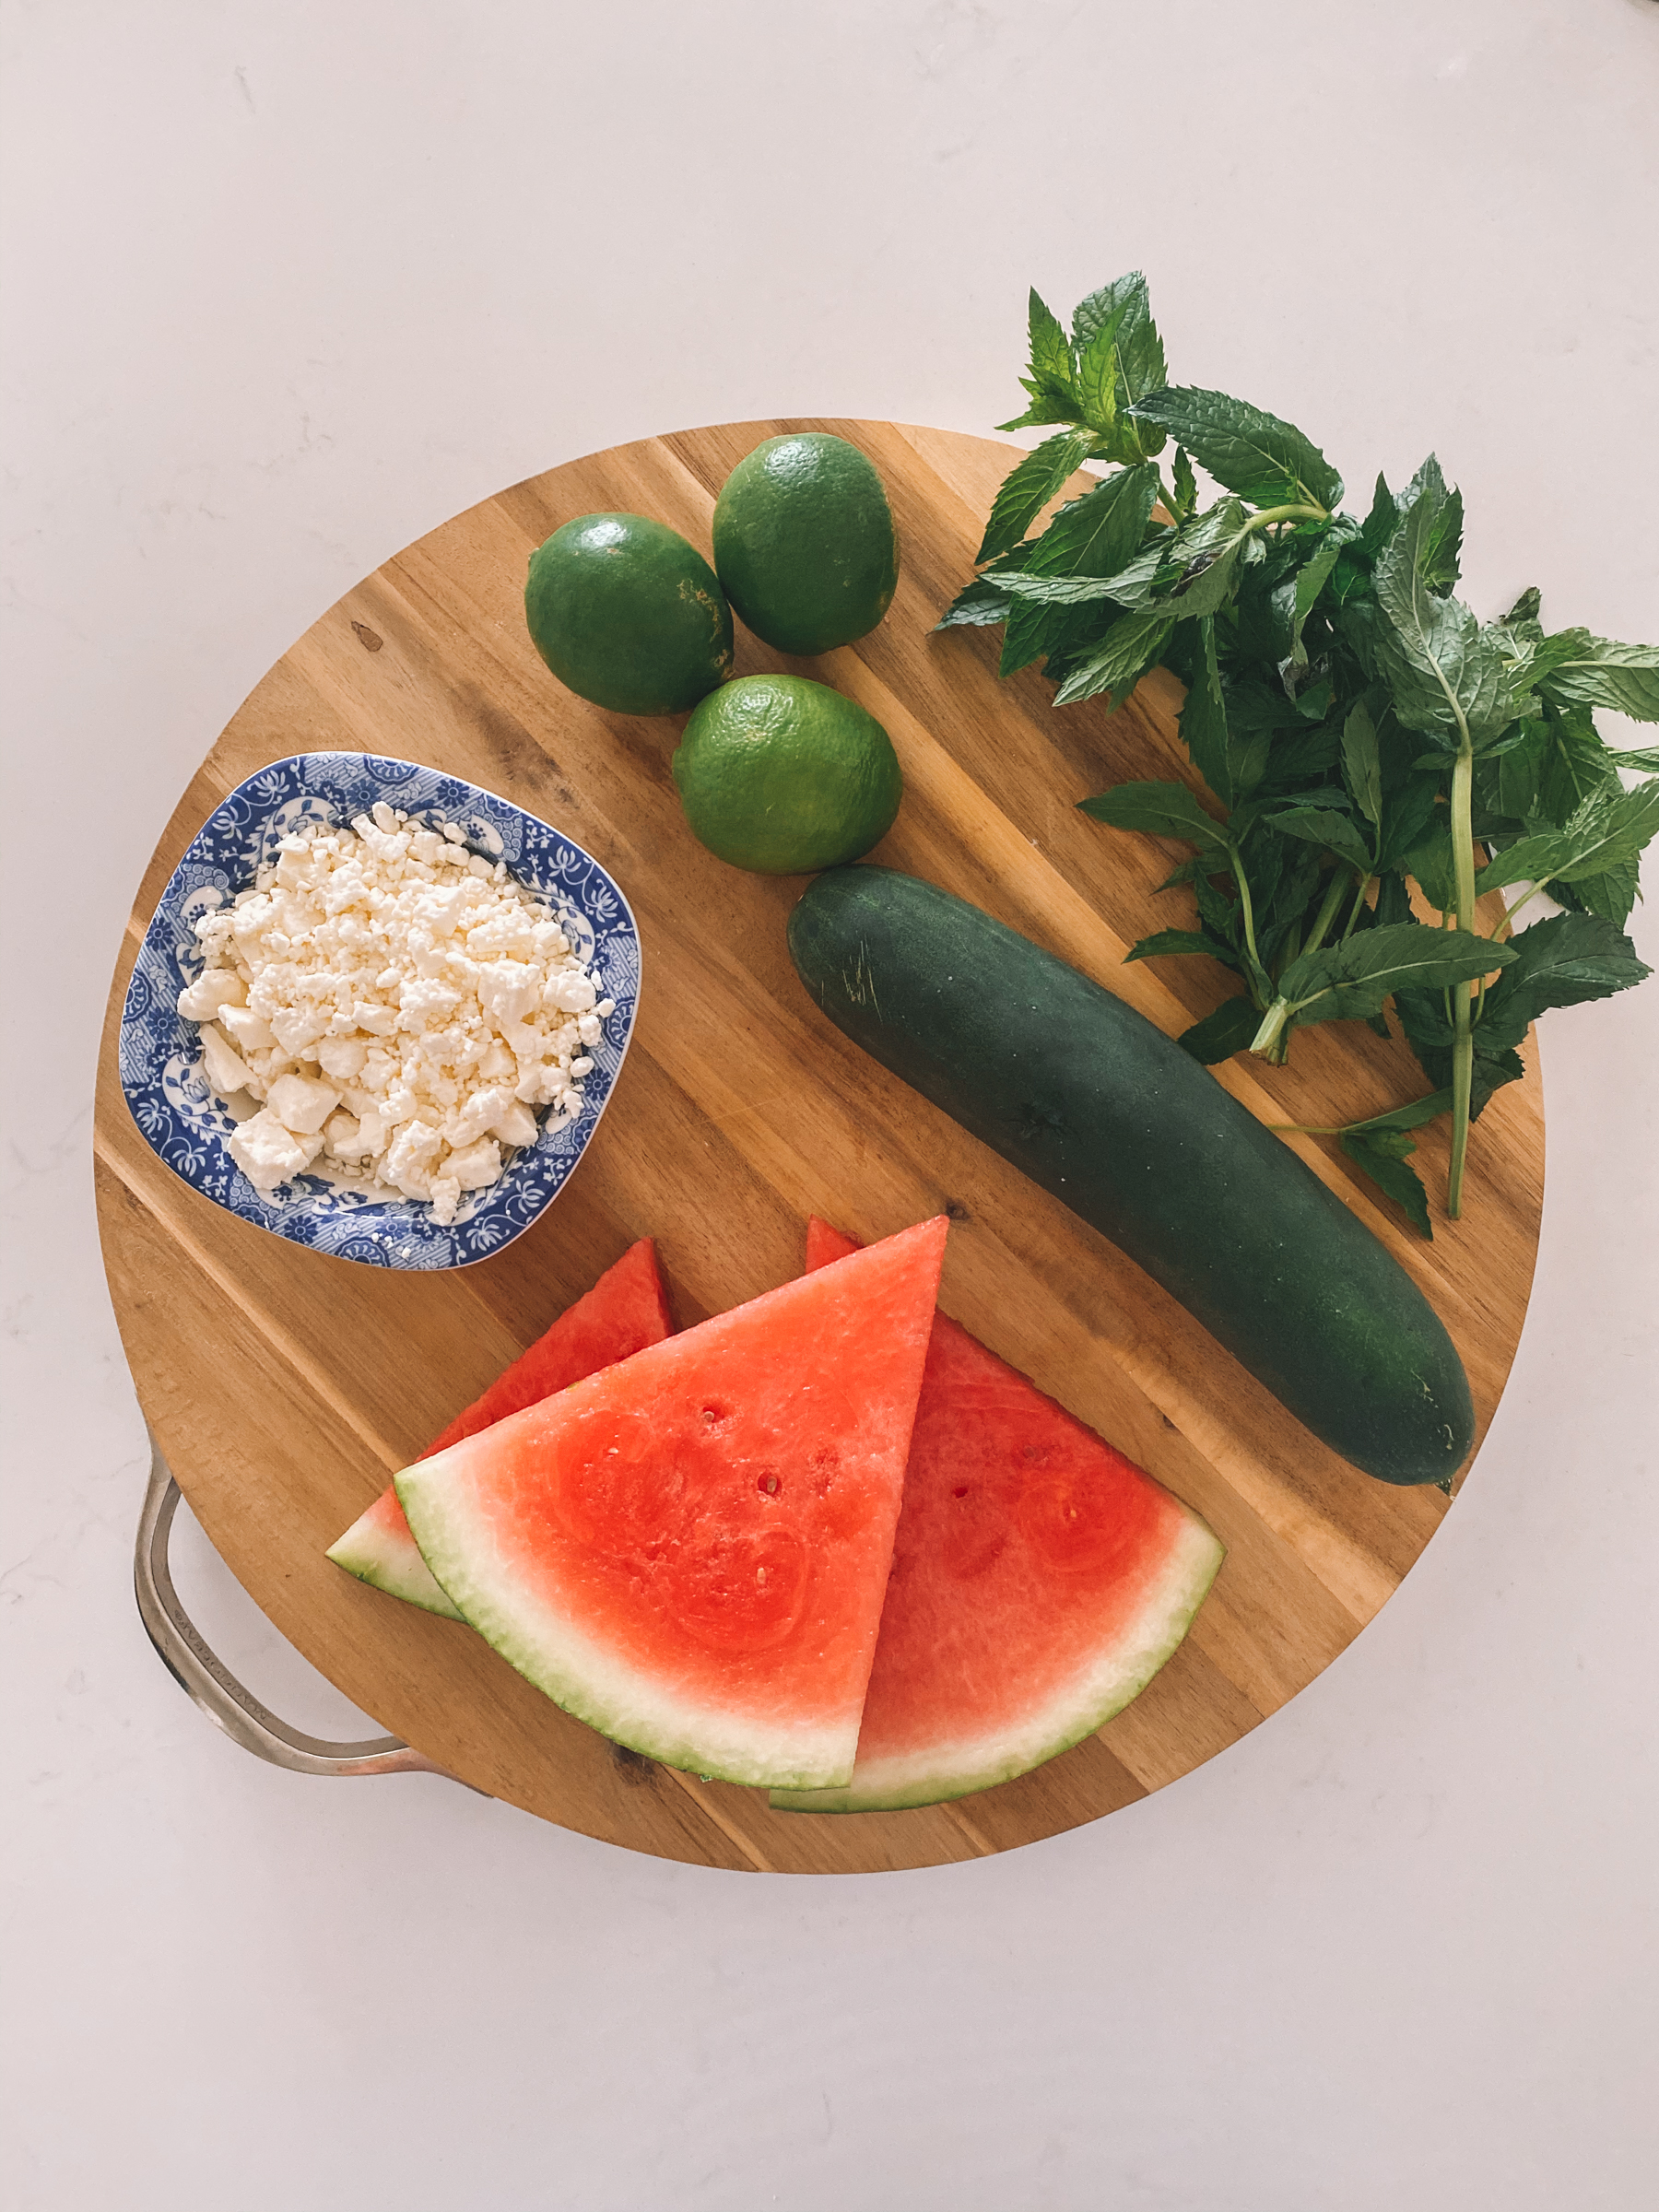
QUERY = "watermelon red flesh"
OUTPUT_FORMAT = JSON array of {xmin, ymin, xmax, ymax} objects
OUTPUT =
[
  {"xmin": 325, "ymin": 1240, "xmax": 676, "ymax": 1618},
  {"xmin": 771, "ymin": 1220, "xmax": 1224, "ymax": 1814},
  {"xmin": 394, "ymin": 1218, "xmax": 947, "ymax": 1790}
]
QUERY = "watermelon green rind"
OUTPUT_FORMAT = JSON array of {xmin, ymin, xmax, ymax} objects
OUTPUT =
[
  {"xmin": 326, "ymin": 1490, "xmax": 465, "ymax": 1619},
  {"xmin": 394, "ymin": 1220, "xmax": 948, "ymax": 1790},
  {"xmin": 396, "ymin": 1447, "xmax": 860, "ymax": 1788},
  {"xmin": 770, "ymin": 1509, "xmax": 1222, "ymax": 1812},
  {"xmin": 325, "ymin": 1240, "xmax": 675, "ymax": 1621}
]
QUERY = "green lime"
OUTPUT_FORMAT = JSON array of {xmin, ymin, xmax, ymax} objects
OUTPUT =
[
  {"xmin": 672, "ymin": 674, "xmax": 903, "ymax": 875},
  {"xmin": 524, "ymin": 512, "xmax": 734, "ymax": 716},
  {"xmin": 712, "ymin": 433, "xmax": 899, "ymax": 657}
]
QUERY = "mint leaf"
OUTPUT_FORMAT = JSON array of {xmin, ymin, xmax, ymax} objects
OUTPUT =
[
  {"xmin": 1475, "ymin": 779, "xmax": 1659, "ymax": 894},
  {"xmin": 1278, "ymin": 924, "xmax": 1514, "ymax": 1027},
  {"xmin": 935, "ymin": 544, "xmax": 1033, "ymax": 629},
  {"xmin": 1339, "ymin": 1132, "xmax": 1433, "ymax": 1239},
  {"xmin": 1400, "ymin": 822, "xmax": 1456, "ymax": 914},
  {"xmin": 995, "ymin": 394, "xmax": 1087, "ymax": 434},
  {"xmin": 1265, "ymin": 806, "xmax": 1374, "ymax": 875},
  {"xmin": 1340, "ymin": 700, "xmax": 1384, "ymax": 830},
  {"xmin": 1552, "ymin": 857, "xmax": 1642, "ymax": 928},
  {"xmin": 1376, "ymin": 773, "xmax": 1441, "ymax": 873},
  {"xmin": 1028, "ymin": 288, "xmax": 1076, "ymax": 393},
  {"xmin": 1050, "ymin": 607, "xmax": 1175, "ymax": 709},
  {"xmin": 1028, "ymin": 465, "xmax": 1159, "ymax": 578},
  {"xmin": 1372, "ymin": 477, "xmax": 1509, "ymax": 744},
  {"xmin": 1008, "ymin": 496, "xmax": 1246, "ymax": 615},
  {"xmin": 1506, "ymin": 587, "xmax": 1542, "ymax": 627},
  {"xmin": 1171, "ymin": 447, "xmax": 1197, "ymax": 521},
  {"xmin": 1359, "ymin": 473, "xmax": 1397, "ymax": 558},
  {"xmin": 1178, "ymin": 613, "xmax": 1229, "ymax": 802},
  {"xmin": 936, "ymin": 573, "xmax": 1017, "ymax": 629},
  {"xmin": 1168, "ymin": 532, "xmax": 1250, "ymax": 620},
  {"xmin": 1131, "ymin": 387, "xmax": 1343, "ymax": 512},
  {"xmin": 1075, "ymin": 308, "xmax": 1126, "ymax": 441},
  {"xmin": 1493, "ymin": 717, "xmax": 1548, "ymax": 818},
  {"xmin": 996, "ymin": 292, "xmax": 1085, "ymax": 431},
  {"xmin": 1073, "ymin": 272, "xmax": 1167, "ymax": 410},
  {"xmin": 1178, "ymin": 613, "xmax": 1266, "ymax": 808},
  {"xmin": 1542, "ymin": 637, "xmax": 1659, "ymax": 723},
  {"xmin": 1535, "ymin": 702, "xmax": 1621, "ymax": 826},
  {"xmin": 1372, "ymin": 867, "xmax": 1417, "ymax": 931},
  {"xmin": 998, "ymin": 593, "xmax": 1072, "ymax": 677},
  {"xmin": 977, "ymin": 429, "xmax": 1097, "ymax": 561},
  {"xmin": 1397, "ymin": 989, "xmax": 1525, "ymax": 1119},
  {"xmin": 996, "ymin": 569, "xmax": 1128, "ymax": 606},
  {"xmin": 1137, "ymin": 498, "xmax": 1251, "ymax": 608},
  {"xmin": 1124, "ymin": 929, "xmax": 1216, "ymax": 962},
  {"xmin": 996, "ymin": 289, "xmax": 1083, "ymax": 429},
  {"xmin": 1178, "ymin": 996, "xmax": 1261, "ymax": 1064},
  {"xmin": 1473, "ymin": 911, "xmax": 1652, "ymax": 1052},
  {"xmin": 1288, "ymin": 535, "xmax": 1343, "ymax": 665},
  {"xmin": 1508, "ymin": 625, "xmax": 1594, "ymax": 690},
  {"xmin": 1396, "ymin": 456, "xmax": 1463, "ymax": 590},
  {"xmin": 1077, "ymin": 779, "xmax": 1230, "ymax": 855},
  {"xmin": 1611, "ymin": 746, "xmax": 1659, "ymax": 774},
  {"xmin": 1470, "ymin": 824, "xmax": 1577, "ymax": 894},
  {"xmin": 1347, "ymin": 1088, "xmax": 1453, "ymax": 1136}
]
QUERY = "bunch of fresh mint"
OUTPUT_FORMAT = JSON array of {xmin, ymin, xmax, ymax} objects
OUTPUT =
[{"xmin": 943, "ymin": 273, "xmax": 1657, "ymax": 1236}]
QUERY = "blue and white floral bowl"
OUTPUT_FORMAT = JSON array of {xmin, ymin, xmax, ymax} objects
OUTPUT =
[{"xmin": 121, "ymin": 752, "xmax": 641, "ymax": 1270}]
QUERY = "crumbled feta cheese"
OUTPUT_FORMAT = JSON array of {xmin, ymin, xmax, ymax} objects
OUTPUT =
[
  {"xmin": 229, "ymin": 1109, "xmax": 325, "ymax": 1193},
  {"xmin": 177, "ymin": 970, "xmax": 248, "ymax": 1022},
  {"xmin": 179, "ymin": 804, "xmax": 610, "ymax": 1213},
  {"xmin": 218, "ymin": 1004, "xmax": 276, "ymax": 1051},
  {"xmin": 446, "ymin": 1136, "xmax": 504, "ymax": 1191},
  {"xmin": 316, "ymin": 1036, "xmax": 368, "ymax": 1082},
  {"xmin": 200, "ymin": 1022, "xmax": 253, "ymax": 1099},
  {"xmin": 385, "ymin": 1116, "xmax": 443, "ymax": 1199},
  {"xmin": 265, "ymin": 1071, "xmax": 341, "ymax": 1135}
]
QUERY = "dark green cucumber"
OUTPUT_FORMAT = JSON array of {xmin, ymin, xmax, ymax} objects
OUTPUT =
[{"xmin": 788, "ymin": 866, "xmax": 1473, "ymax": 1487}]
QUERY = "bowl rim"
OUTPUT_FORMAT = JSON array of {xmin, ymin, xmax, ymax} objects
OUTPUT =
[{"xmin": 120, "ymin": 748, "xmax": 642, "ymax": 1271}]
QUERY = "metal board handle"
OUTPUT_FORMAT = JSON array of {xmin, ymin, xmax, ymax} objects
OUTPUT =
[{"xmin": 135, "ymin": 1428, "xmax": 460, "ymax": 1783}]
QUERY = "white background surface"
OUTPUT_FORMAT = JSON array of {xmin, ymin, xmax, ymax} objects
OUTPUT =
[{"xmin": 4, "ymin": 4, "xmax": 1657, "ymax": 2206}]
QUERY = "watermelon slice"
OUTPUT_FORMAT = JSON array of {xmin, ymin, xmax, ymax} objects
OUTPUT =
[
  {"xmin": 394, "ymin": 1218, "xmax": 948, "ymax": 1789},
  {"xmin": 770, "ymin": 1220, "xmax": 1224, "ymax": 1813},
  {"xmin": 326, "ymin": 1240, "xmax": 676, "ymax": 1619}
]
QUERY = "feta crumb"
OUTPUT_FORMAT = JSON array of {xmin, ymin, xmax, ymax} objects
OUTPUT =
[
  {"xmin": 265, "ymin": 1071, "xmax": 342, "ymax": 1135},
  {"xmin": 446, "ymin": 1136, "xmax": 504, "ymax": 1191},
  {"xmin": 179, "ymin": 804, "xmax": 612, "ymax": 1213},
  {"xmin": 229, "ymin": 1109, "xmax": 326, "ymax": 1193},
  {"xmin": 178, "ymin": 971, "xmax": 248, "ymax": 1022},
  {"xmin": 200, "ymin": 1023, "xmax": 254, "ymax": 1099},
  {"xmin": 219, "ymin": 1004, "xmax": 276, "ymax": 1052},
  {"xmin": 317, "ymin": 1036, "xmax": 368, "ymax": 1081}
]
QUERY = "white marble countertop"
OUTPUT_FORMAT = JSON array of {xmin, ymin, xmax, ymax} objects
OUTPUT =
[{"xmin": 5, "ymin": 5, "xmax": 1656, "ymax": 2206}]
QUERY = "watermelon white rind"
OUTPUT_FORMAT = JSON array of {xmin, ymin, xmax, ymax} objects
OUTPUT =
[
  {"xmin": 398, "ymin": 1446, "xmax": 859, "ymax": 1789},
  {"xmin": 769, "ymin": 1509, "xmax": 1221, "ymax": 1812},
  {"xmin": 325, "ymin": 1240, "xmax": 675, "ymax": 1623},
  {"xmin": 394, "ymin": 1220, "xmax": 948, "ymax": 1792},
  {"xmin": 326, "ymin": 1499, "xmax": 464, "ymax": 1619}
]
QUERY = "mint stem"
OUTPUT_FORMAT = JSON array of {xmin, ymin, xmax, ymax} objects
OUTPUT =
[
  {"xmin": 1241, "ymin": 501, "xmax": 1329, "ymax": 535},
  {"xmin": 1228, "ymin": 841, "xmax": 1265, "ymax": 986},
  {"xmin": 1447, "ymin": 735, "xmax": 1477, "ymax": 1218},
  {"xmin": 1500, "ymin": 878, "xmax": 1553, "ymax": 929},
  {"xmin": 1341, "ymin": 874, "xmax": 1373, "ymax": 940},
  {"xmin": 1302, "ymin": 867, "xmax": 1356, "ymax": 964},
  {"xmin": 1249, "ymin": 997, "xmax": 1296, "ymax": 1057}
]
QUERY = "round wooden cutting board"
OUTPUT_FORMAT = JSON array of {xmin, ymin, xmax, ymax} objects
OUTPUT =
[{"xmin": 95, "ymin": 421, "xmax": 1544, "ymax": 1874}]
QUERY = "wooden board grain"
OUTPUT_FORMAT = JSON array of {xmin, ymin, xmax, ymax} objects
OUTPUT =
[{"xmin": 94, "ymin": 420, "xmax": 1545, "ymax": 1872}]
